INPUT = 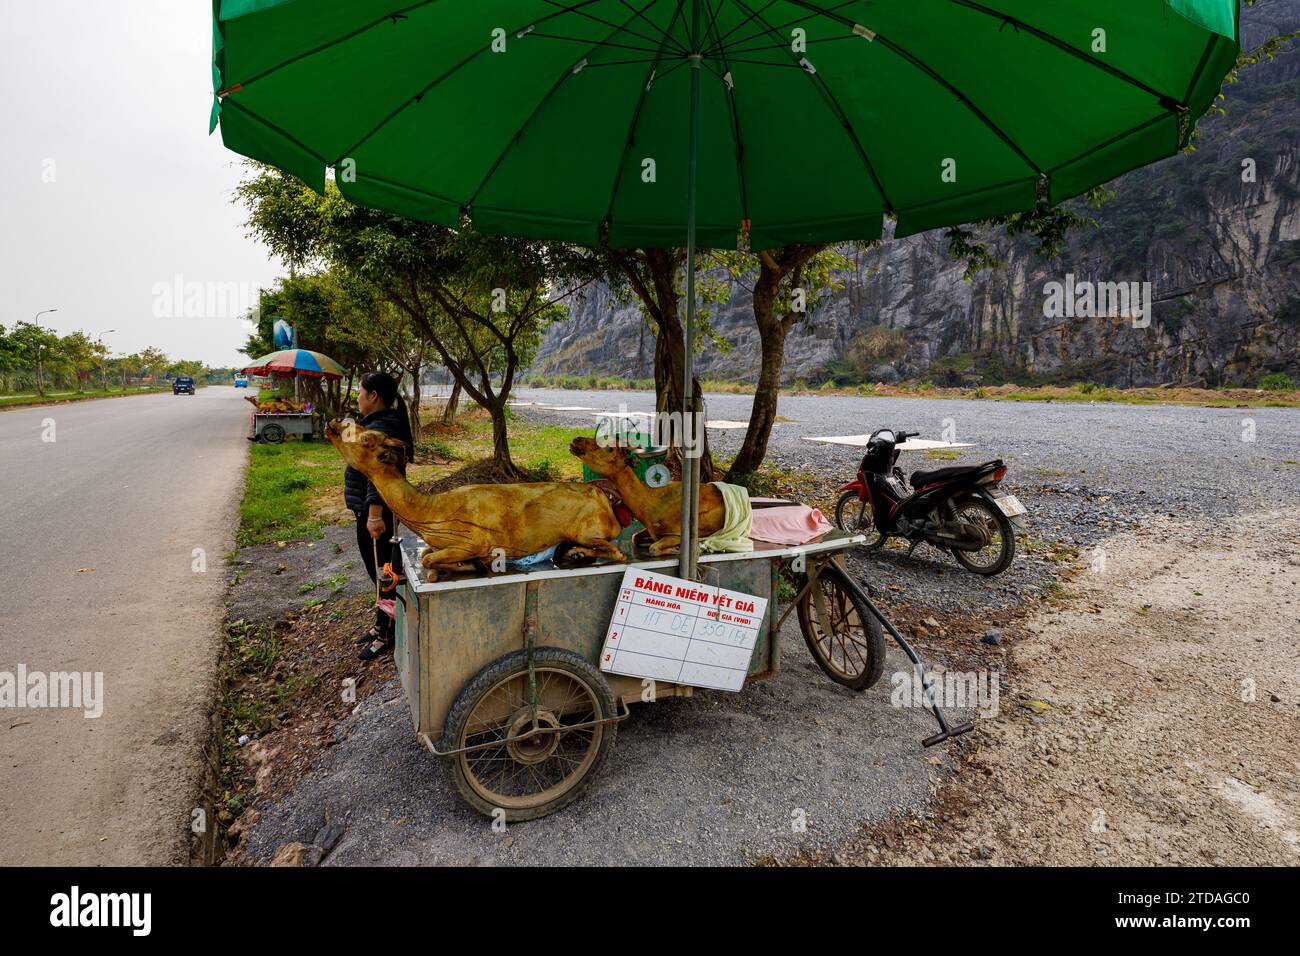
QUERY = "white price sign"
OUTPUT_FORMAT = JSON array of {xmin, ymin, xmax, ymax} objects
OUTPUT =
[{"xmin": 599, "ymin": 567, "xmax": 769, "ymax": 692}]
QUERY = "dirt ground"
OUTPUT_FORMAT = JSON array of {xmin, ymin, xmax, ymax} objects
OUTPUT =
[{"xmin": 799, "ymin": 510, "xmax": 1300, "ymax": 866}]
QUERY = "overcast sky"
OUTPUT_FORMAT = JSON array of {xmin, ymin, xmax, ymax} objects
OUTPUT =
[{"xmin": 0, "ymin": 1, "xmax": 281, "ymax": 367}]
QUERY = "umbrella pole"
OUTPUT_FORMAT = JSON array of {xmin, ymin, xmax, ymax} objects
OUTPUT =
[{"xmin": 678, "ymin": 0, "xmax": 703, "ymax": 581}]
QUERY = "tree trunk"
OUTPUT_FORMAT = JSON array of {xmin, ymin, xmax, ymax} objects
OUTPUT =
[
  {"xmin": 442, "ymin": 378, "xmax": 462, "ymax": 424},
  {"xmin": 489, "ymin": 401, "xmax": 523, "ymax": 480},
  {"xmin": 728, "ymin": 268, "xmax": 786, "ymax": 478},
  {"xmin": 407, "ymin": 371, "xmax": 422, "ymax": 439},
  {"xmin": 725, "ymin": 244, "xmax": 825, "ymax": 479},
  {"xmin": 645, "ymin": 250, "xmax": 714, "ymax": 480}
]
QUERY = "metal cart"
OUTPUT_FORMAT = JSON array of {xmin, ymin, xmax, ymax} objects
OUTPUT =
[
  {"xmin": 251, "ymin": 411, "xmax": 318, "ymax": 444},
  {"xmin": 392, "ymin": 528, "xmax": 969, "ymax": 821}
]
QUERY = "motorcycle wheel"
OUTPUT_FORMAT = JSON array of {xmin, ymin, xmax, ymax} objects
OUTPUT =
[
  {"xmin": 834, "ymin": 490, "xmax": 874, "ymax": 535},
  {"xmin": 949, "ymin": 494, "xmax": 1015, "ymax": 576}
]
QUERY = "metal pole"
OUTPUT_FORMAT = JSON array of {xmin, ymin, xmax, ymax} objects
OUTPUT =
[{"xmin": 677, "ymin": 0, "xmax": 703, "ymax": 581}]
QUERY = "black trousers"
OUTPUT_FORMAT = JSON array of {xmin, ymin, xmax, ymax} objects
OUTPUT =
[{"xmin": 355, "ymin": 506, "xmax": 396, "ymax": 637}]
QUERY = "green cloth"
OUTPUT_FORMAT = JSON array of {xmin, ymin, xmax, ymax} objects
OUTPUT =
[
  {"xmin": 699, "ymin": 482, "xmax": 753, "ymax": 555},
  {"xmin": 210, "ymin": 0, "xmax": 1240, "ymax": 251}
]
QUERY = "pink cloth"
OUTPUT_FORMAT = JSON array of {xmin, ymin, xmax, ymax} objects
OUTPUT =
[{"xmin": 750, "ymin": 505, "xmax": 834, "ymax": 545}]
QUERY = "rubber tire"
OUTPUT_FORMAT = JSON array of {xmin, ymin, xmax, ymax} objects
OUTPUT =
[
  {"xmin": 796, "ymin": 561, "xmax": 886, "ymax": 691},
  {"xmin": 440, "ymin": 646, "xmax": 618, "ymax": 822},
  {"xmin": 261, "ymin": 423, "xmax": 286, "ymax": 444},
  {"xmin": 949, "ymin": 494, "xmax": 1016, "ymax": 576},
  {"xmin": 834, "ymin": 490, "xmax": 873, "ymax": 535}
]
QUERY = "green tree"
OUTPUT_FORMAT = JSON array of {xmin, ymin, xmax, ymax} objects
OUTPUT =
[
  {"xmin": 238, "ymin": 167, "xmax": 592, "ymax": 477},
  {"xmin": 9, "ymin": 322, "xmax": 61, "ymax": 396}
]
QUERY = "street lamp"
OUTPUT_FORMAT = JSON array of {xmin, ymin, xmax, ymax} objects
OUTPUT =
[
  {"xmin": 94, "ymin": 330, "xmax": 116, "ymax": 392},
  {"xmin": 31, "ymin": 310, "xmax": 57, "ymax": 396}
]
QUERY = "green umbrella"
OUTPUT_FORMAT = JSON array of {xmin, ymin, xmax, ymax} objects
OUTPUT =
[{"xmin": 211, "ymin": 0, "xmax": 1239, "ymax": 574}]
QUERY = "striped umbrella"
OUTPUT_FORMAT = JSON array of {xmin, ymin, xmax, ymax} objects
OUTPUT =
[{"xmin": 241, "ymin": 348, "xmax": 346, "ymax": 380}]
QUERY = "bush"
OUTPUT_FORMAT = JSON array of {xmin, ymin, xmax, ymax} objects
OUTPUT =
[
  {"xmin": 1259, "ymin": 372, "xmax": 1295, "ymax": 391},
  {"xmin": 522, "ymin": 459, "xmax": 559, "ymax": 481},
  {"xmin": 417, "ymin": 438, "xmax": 455, "ymax": 460}
]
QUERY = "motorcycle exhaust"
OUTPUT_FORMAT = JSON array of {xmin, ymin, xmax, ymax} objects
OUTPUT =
[{"xmin": 927, "ymin": 525, "xmax": 989, "ymax": 552}]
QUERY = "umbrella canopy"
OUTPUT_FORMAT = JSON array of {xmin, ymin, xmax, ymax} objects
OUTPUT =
[
  {"xmin": 242, "ymin": 348, "xmax": 346, "ymax": 380},
  {"xmin": 211, "ymin": 0, "xmax": 1238, "ymax": 249},
  {"xmin": 212, "ymin": 0, "xmax": 1239, "ymax": 577}
]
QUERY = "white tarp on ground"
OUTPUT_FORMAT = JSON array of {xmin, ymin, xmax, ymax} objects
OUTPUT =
[
  {"xmin": 804, "ymin": 435, "xmax": 975, "ymax": 450},
  {"xmin": 705, "ymin": 420, "xmax": 752, "ymax": 429}
]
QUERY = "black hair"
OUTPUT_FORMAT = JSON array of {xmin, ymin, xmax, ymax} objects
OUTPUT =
[{"xmin": 360, "ymin": 371, "xmax": 415, "ymax": 461}]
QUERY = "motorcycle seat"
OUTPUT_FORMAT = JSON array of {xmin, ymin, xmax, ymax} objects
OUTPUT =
[{"xmin": 910, "ymin": 460, "xmax": 1002, "ymax": 489}]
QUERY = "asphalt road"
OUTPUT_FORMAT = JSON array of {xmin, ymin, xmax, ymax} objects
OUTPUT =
[{"xmin": 0, "ymin": 387, "xmax": 249, "ymax": 865}]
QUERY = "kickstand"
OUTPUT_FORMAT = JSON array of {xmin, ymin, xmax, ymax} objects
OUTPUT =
[{"xmin": 838, "ymin": 573, "xmax": 975, "ymax": 748}]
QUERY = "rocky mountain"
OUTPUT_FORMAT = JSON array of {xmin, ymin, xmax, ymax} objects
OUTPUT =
[{"xmin": 533, "ymin": 2, "xmax": 1300, "ymax": 388}]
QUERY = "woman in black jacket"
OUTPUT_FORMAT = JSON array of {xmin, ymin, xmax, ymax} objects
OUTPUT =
[{"xmin": 345, "ymin": 371, "xmax": 416, "ymax": 662}]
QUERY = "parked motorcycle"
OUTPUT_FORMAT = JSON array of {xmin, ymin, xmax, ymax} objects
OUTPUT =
[{"xmin": 833, "ymin": 429, "xmax": 1025, "ymax": 576}]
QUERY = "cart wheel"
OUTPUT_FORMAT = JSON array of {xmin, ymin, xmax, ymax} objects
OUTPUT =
[
  {"xmin": 261, "ymin": 423, "xmax": 286, "ymax": 444},
  {"xmin": 796, "ymin": 560, "xmax": 885, "ymax": 691},
  {"xmin": 441, "ymin": 647, "xmax": 618, "ymax": 821}
]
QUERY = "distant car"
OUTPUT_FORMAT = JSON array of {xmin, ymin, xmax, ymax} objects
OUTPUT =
[
  {"xmin": 173, "ymin": 376, "xmax": 196, "ymax": 395},
  {"xmin": 234, "ymin": 375, "xmax": 249, "ymax": 388}
]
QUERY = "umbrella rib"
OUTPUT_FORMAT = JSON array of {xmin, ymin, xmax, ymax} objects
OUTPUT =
[
  {"xmin": 530, "ymin": 32, "xmax": 670, "ymax": 55},
  {"xmin": 725, "ymin": 0, "xmax": 894, "ymax": 213},
  {"xmin": 540, "ymin": 0, "xmax": 686, "ymax": 55},
  {"xmin": 602, "ymin": 0, "xmax": 690, "ymax": 231},
  {"xmin": 771, "ymin": 1, "xmax": 1043, "ymax": 179},
  {"xmin": 702, "ymin": 0, "xmax": 859, "ymax": 58},
  {"xmin": 868, "ymin": 35, "xmax": 1044, "ymax": 177},
  {"xmin": 700, "ymin": 0, "xmax": 780, "ymax": 54},
  {"xmin": 702, "ymin": 0, "xmax": 751, "ymax": 229},
  {"xmin": 938, "ymin": 0, "xmax": 1186, "ymax": 108},
  {"xmin": 722, "ymin": 34, "xmax": 860, "ymax": 56},
  {"xmin": 612, "ymin": 0, "xmax": 691, "ymax": 55},
  {"xmin": 1043, "ymin": 112, "xmax": 1172, "ymax": 180},
  {"xmin": 330, "ymin": 0, "xmax": 610, "ymax": 164},
  {"xmin": 467, "ymin": 0, "xmax": 670, "ymax": 213},
  {"xmin": 219, "ymin": 0, "xmax": 444, "ymax": 91},
  {"xmin": 220, "ymin": 97, "xmax": 332, "ymax": 168}
]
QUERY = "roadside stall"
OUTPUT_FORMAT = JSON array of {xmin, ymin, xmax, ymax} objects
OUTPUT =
[
  {"xmin": 240, "ymin": 348, "xmax": 345, "ymax": 443},
  {"xmin": 212, "ymin": 0, "xmax": 1239, "ymax": 818}
]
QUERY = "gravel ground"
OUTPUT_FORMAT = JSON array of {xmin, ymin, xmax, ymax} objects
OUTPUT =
[
  {"xmin": 238, "ymin": 389, "xmax": 1300, "ymax": 866},
  {"xmin": 817, "ymin": 511, "xmax": 1300, "ymax": 866},
  {"xmin": 242, "ymin": 629, "xmax": 954, "ymax": 866},
  {"xmin": 513, "ymin": 386, "xmax": 1300, "ymax": 618},
  {"xmin": 226, "ymin": 524, "xmax": 374, "ymax": 629}
]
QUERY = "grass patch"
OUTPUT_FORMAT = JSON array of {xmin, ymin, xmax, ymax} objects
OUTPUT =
[
  {"xmin": 517, "ymin": 376, "xmax": 1300, "ymax": 409},
  {"xmin": 237, "ymin": 439, "xmax": 342, "ymax": 547},
  {"xmin": 0, "ymin": 386, "xmax": 169, "ymax": 408},
  {"xmin": 720, "ymin": 458, "xmax": 823, "ymax": 500},
  {"xmin": 417, "ymin": 405, "xmax": 591, "ymax": 483}
]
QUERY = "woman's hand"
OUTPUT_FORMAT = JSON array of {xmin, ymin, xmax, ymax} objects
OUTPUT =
[{"xmin": 367, "ymin": 514, "xmax": 387, "ymax": 540}]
